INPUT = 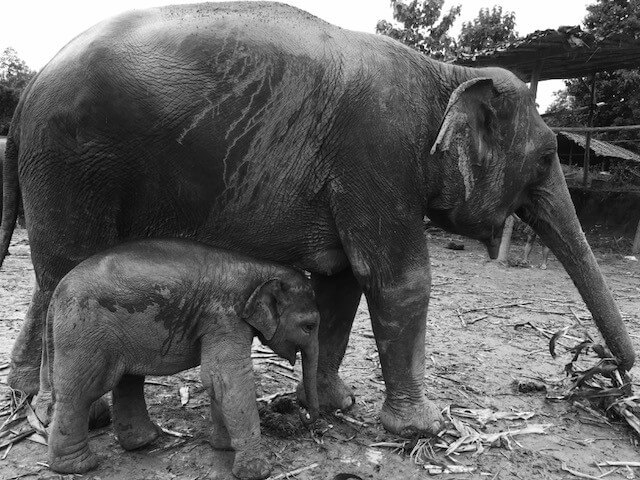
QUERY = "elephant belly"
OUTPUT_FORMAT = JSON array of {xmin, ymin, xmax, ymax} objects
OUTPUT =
[
  {"xmin": 126, "ymin": 344, "xmax": 201, "ymax": 378},
  {"xmin": 299, "ymin": 247, "xmax": 350, "ymax": 276}
]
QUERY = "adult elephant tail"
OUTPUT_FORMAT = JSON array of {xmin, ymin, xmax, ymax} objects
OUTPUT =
[{"xmin": 0, "ymin": 133, "xmax": 20, "ymax": 267}]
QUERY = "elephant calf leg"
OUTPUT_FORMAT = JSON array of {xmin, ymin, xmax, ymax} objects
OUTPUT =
[
  {"xmin": 112, "ymin": 374, "xmax": 160, "ymax": 450},
  {"xmin": 208, "ymin": 399, "xmax": 232, "ymax": 450},
  {"xmin": 201, "ymin": 335, "xmax": 271, "ymax": 480},
  {"xmin": 48, "ymin": 398, "xmax": 99, "ymax": 473}
]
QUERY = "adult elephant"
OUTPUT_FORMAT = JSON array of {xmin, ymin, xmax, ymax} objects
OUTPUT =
[{"xmin": 1, "ymin": 1, "xmax": 635, "ymax": 435}]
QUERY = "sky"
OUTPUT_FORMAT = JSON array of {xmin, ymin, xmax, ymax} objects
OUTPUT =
[{"xmin": 2, "ymin": 0, "xmax": 593, "ymax": 112}]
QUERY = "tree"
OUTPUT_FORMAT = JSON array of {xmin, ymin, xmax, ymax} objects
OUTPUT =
[
  {"xmin": 0, "ymin": 47, "xmax": 35, "ymax": 90},
  {"xmin": 547, "ymin": 0, "xmax": 640, "ymax": 152},
  {"xmin": 458, "ymin": 6, "xmax": 517, "ymax": 54},
  {"xmin": 0, "ymin": 47, "xmax": 35, "ymax": 135},
  {"xmin": 376, "ymin": 1, "xmax": 518, "ymax": 60},
  {"xmin": 376, "ymin": 0, "xmax": 462, "ymax": 61}
]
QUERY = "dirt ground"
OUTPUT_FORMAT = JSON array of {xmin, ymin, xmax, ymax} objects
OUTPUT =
[{"xmin": 1, "ymin": 227, "xmax": 639, "ymax": 480}]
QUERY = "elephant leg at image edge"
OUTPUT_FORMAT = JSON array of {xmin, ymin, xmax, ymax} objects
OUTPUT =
[
  {"xmin": 297, "ymin": 269, "xmax": 362, "ymax": 411},
  {"xmin": 8, "ymin": 283, "xmax": 50, "ymax": 395}
]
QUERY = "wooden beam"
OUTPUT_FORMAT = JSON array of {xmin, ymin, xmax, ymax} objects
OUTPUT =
[{"xmin": 550, "ymin": 125, "xmax": 640, "ymax": 133}]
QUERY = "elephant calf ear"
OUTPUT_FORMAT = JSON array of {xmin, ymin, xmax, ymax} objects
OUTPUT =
[
  {"xmin": 429, "ymin": 77, "xmax": 500, "ymax": 205},
  {"xmin": 241, "ymin": 279, "xmax": 282, "ymax": 341}
]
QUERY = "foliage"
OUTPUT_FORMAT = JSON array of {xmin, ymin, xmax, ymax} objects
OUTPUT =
[
  {"xmin": 0, "ymin": 47, "xmax": 35, "ymax": 90},
  {"xmin": 458, "ymin": 6, "xmax": 517, "ymax": 54},
  {"xmin": 547, "ymin": 0, "xmax": 640, "ymax": 152},
  {"xmin": 376, "ymin": 1, "xmax": 518, "ymax": 60},
  {"xmin": 0, "ymin": 47, "xmax": 35, "ymax": 135},
  {"xmin": 0, "ymin": 85, "xmax": 21, "ymax": 136},
  {"xmin": 375, "ymin": 0, "xmax": 461, "ymax": 60}
]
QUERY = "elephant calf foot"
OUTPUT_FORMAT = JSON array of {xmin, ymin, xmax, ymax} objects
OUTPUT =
[
  {"xmin": 115, "ymin": 420, "xmax": 160, "ymax": 451},
  {"xmin": 380, "ymin": 397, "xmax": 443, "ymax": 437},
  {"xmin": 296, "ymin": 372, "xmax": 354, "ymax": 411},
  {"xmin": 49, "ymin": 445, "xmax": 99, "ymax": 474},
  {"xmin": 232, "ymin": 450, "xmax": 272, "ymax": 480}
]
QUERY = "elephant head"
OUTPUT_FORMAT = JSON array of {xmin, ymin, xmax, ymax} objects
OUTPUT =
[
  {"xmin": 427, "ymin": 71, "xmax": 635, "ymax": 371},
  {"xmin": 241, "ymin": 277, "xmax": 320, "ymax": 423}
]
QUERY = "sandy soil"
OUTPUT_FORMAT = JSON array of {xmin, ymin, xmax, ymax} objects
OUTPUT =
[{"xmin": 1, "ymin": 227, "xmax": 639, "ymax": 480}]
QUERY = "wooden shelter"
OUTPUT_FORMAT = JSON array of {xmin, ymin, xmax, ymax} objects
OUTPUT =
[
  {"xmin": 456, "ymin": 26, "xmax": 640, "ymax": 81},
  {"xmin": 556, "ymin": 131, "xmax": 640, "ymax": 170},
  {"xmin": 454, "ymin": 26, "xmax": 640, "ymax": 255}
]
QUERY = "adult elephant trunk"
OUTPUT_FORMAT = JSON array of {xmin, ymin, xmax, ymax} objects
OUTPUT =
[
  {"xmin": 518, "ymin": 159, "xmax": 635, "ymax": 371},
  {"xmin": 300, "ymin": 334, "xmax": 320, "ymax": 424}
]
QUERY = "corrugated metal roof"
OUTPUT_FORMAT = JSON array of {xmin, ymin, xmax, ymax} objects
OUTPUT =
[
  {"xmin": 558, "ymin": 131, "xmax": 640, "ymax": 163},
  {"xmin": 454, "ymin": 26, "xmax": 640, "ymax": 81}
]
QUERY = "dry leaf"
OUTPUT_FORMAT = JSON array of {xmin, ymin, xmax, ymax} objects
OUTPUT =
[{"xmin": 179, "ymin": 386, "xmax": 190, "ymax": 406}]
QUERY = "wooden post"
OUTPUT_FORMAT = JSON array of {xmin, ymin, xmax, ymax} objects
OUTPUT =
[
  {"xmin": 568, "ymin": 141, "xmax": 574, "ymax": 166},
  {"xmin": 497, "ymin": 60, "xmax": 543, "ymax": 263},
  {"xmin": 582, "ymin": 74, "xmax": 597, "ymax": 187},
  {"xmin": 497, "ymin": 215, "xmax": 515, "ymax": 263},
  {"xmin": 633, "ymin": 219, "xmax": 640, "ymax": 255}
]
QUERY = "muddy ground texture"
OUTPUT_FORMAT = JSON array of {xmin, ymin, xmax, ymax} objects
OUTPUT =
[{"xmin": 1, "ymin": 227, "xmax": 639, "ymax": 480}]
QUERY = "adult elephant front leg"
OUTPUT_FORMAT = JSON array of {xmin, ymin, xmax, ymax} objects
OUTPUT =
[
  {"xmin": 297, "ymin": 269, "xmax": 362, "ymax": 410},
  {"xmin": 341, "ymin": 224, "xmax": 441, "ymax": 436},
  {"xmin": 367, "ymin": 259, "xmax": 441, "ymax": 436}
]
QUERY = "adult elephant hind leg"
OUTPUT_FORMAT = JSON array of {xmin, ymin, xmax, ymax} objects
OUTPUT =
[
  {"xmin": 368, "ymin": 267, "xmax": 442, "ymax": 437},
  {"xmin": 112, "ymin": 374, "xmax": 160, "ymax": 450},
  {"xmin": 296, "ymin": 268, "xmax": 362, "ymax": 411},
  {"xmin": 8, "ymin": 283, "xmax": 52, "ymax": 395}
]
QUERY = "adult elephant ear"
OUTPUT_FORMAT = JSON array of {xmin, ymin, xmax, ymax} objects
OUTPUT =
[
  {"xmin": 241, "ymin": 279, "xmax": 282, "ymax": 341},
  {"xmin": 429, "ymin": 77, "xmax": 500, "ymax": 209}
]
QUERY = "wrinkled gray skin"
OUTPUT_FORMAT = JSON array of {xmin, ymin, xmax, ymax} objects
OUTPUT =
[
  {"xmin": 0, "ymin": 137, "xmax": 24, "ymax": 227},
  {"xmin": 45, "ymin": 239, "xmax": 320, "ymax": 479},
  {"xmin": 1, "ymin": 2, "xmax": 635, "ymax": 436}
]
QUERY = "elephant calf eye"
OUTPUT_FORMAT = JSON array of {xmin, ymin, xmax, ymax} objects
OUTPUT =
[{"xmin": 302, "ymin": 322, "xmax": 317, "ymax": 333}]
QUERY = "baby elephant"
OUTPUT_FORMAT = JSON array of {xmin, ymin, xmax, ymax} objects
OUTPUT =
[{"xmin": 45, "ymin": 238, "xmax": 320, "ymax": 480}]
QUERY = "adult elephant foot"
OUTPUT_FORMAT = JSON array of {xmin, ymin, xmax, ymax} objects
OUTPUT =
[
  {"xmin": 296, "ymin": 371, "xmax": 354, "ymax": 411},
  {"xmin": 380, "ymin": 397, "xmax": 443, "ymax": 436}
]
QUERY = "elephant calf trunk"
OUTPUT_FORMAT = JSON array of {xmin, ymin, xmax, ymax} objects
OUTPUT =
[{"xmin": 300, "ymin": 338, "xmax": 319, "ymax": 424}]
